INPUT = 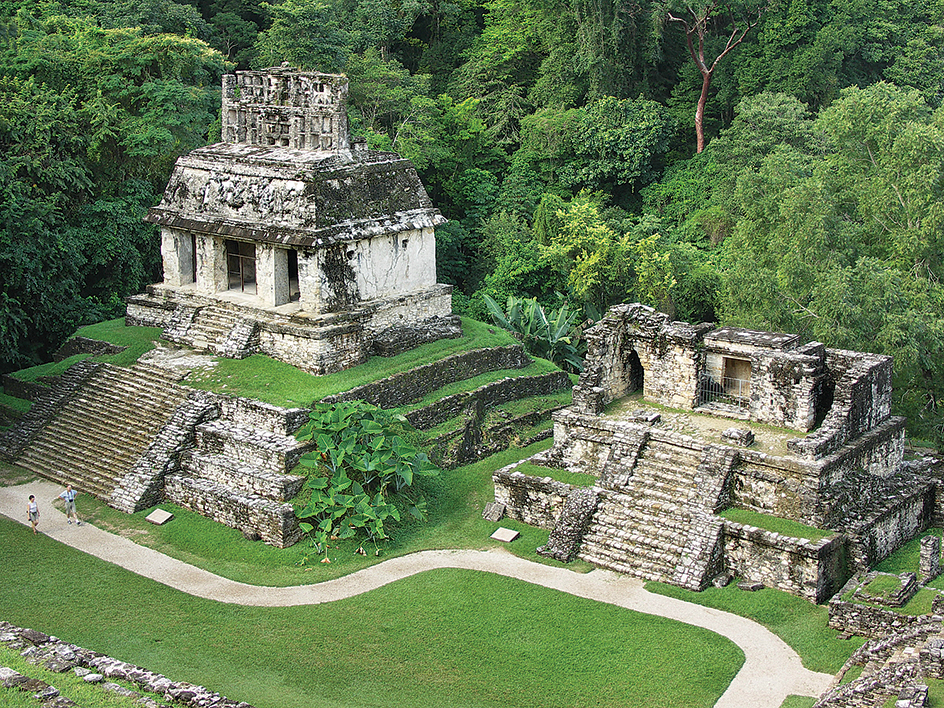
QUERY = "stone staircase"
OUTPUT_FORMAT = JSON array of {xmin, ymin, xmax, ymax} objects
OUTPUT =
[
  {"xmin": 164, "ymin": 303, "xmax": 258, "ymax": 359},
  {"xmin": 15, "ymin": 364, "xmax": 188, "ymax": 499},
  {"xmin": 578, "ymin": 436, "xmax": 725, "ymax": 589}
]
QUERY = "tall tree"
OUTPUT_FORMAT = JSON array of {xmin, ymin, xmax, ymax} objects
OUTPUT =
[{"xmin": 658, "ymin": 0, "xmax": 766, "ymax": 152}]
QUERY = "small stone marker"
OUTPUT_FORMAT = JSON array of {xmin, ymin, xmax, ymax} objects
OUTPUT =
[
  {"xmin": 722, "ymin": 427, "xmax": 755, "ymax": 447},
  {"xmin": 145, "ymin": 509, "xmax": 174, "ymax": 525},
  {"xmin": 737, "ymin": 581, "xmax": 764, "ymax": 592},
  {"xmin": 482, "ymin": 502, "xmax": 506, "ymax": 522},
  {"xmin": 490, "ymin": 527, "xmax": 520, "ymax": 543}
]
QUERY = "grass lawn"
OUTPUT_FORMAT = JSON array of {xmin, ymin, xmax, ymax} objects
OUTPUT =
[
  {"xmin": 512, "ymin": 461, "xmax": 598, "ymax": 487},
  {"xmin": 645, "ymin": 580, "xmax": 863, "ymax": 674},
  {"xmin": 9, "ymin": 321, "xmax": 165, "ymax": 383},
  {"xmin": 779, "ymin": 697, "xmax": 816, "ymax": 708},
  {"xmin": 875, "ymin": 529, "xmax": 942, "ymax": 576},
  {"xmin": 719, "ymin": 508, "xmax": 834, "ymax": 542},
  {"xmin": 0, "ymin": 516, "xmax": 743, "ymax": 708}
]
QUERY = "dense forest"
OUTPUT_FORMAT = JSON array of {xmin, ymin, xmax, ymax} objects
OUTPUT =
[{"xmin": 1, "ymin": 0, "xmax": 943, "ymax": 442}]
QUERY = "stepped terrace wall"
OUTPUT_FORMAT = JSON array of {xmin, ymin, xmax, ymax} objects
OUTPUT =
[
  {"xmin": 405, "ymin": 371, "xmax": 571, "ymax": 430},
  {"xmin": 322, "ymin": 345, "xmax": 530, "ymax": 409},
  {"xmin": 723, "ymin": 521, "xmax": 850, "ymax": 603}
]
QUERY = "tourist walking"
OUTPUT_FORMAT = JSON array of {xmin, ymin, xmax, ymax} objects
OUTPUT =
[
  {"xmin": 27, "ymin": 495, "xmax": 39, "ymax": 534},
  {"xmin": 59, "ymin": 484, "xmax": 81, "ymax": 525}
]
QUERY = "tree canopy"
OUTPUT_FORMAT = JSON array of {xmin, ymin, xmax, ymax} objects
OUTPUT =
[{"xmin": 2, "ymin": 0, "xmax": 943, "ymax": 442}]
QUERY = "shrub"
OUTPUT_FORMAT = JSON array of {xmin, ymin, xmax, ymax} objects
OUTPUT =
[{"xmin": 294, "ymin": 401, "xmax": 439, "ymax": 561}]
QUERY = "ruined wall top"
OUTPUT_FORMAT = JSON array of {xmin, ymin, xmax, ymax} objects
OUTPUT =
[{"xmin": 221, "ymin": 65, "xmax": 350, "ymax": 153}]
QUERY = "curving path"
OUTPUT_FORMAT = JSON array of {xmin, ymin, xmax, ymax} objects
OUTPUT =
[{"xmin": 0, "ymin": 480, "xmax": 833, "ymax": 708}]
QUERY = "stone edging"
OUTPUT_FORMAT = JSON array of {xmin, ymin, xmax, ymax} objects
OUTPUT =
[{"xmin": 0, "ymin": 621, "xmax": 253, "ymax": 708}]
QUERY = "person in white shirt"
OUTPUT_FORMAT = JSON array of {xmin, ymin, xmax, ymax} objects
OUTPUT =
[
  {"xmin": 58, "ymin": 484, "xmax": 80, "ymax": 526},
  {"xmin": 27, "ymin": 495, "xmax": 39, "ymax": 534}
]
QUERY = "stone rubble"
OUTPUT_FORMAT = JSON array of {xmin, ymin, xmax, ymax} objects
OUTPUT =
[{"xmin": 0, "ymin": 621, "xmax": 252, "ymax": 708}]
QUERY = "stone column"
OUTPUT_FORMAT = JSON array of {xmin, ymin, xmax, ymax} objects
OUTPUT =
[
  {"xmin": 297, "ymin": 251, "xmax": 322, "ymax": 314},
  {"xmin": 160, "ymin": 228, "xmax": 194, "ymax": 287},
  {"xmin": 255, "ymin": 245, "xmax": 290, "ymax": 307},
  {"xmin": 196, "ymin": 236, "xmax": 227, "ymax": 295},
  {"xmin": 920, "ymin": 534, "xmax": 941, "ymax": 582}
]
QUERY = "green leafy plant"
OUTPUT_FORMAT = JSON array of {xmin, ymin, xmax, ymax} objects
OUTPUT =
[
  {"xmin": 294, "ymin": 401, "xmax": 439, "ymax": 562},
  {"xmin": 483, "ymin": 293, "xmax": 586, "ymax": 372}
]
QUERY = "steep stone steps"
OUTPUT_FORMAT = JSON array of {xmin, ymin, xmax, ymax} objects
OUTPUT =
[
  {"xmin": 15, "ymin": 364, "xmax": 187, "ymax": 501},
  {"xmin": 186, "ymin": 305, "xmax": 257, "ymax": 357},
  {"xmin": 574, "ymin": 435, "xmax": 721, "ymax": 588}
]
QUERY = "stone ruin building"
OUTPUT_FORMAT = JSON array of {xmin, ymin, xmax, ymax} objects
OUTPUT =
[
  {"xmin": 127, "ymin": 64, "xmax": 460, "ymax": 374},
  {"xmin": 0, "ymin": 66, "xmax": 483, "ymax": 547},
  {"xmin": 489, "ymin": 303, "xmax": 941, "ymax": 604}
]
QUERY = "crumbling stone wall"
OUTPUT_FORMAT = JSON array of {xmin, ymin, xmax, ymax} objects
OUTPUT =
[
  {"xmin": 571, "ymin": 303, "xmax": 898, "ymax": 440},
  {"xmin": 789, "ymin": 349, "xmax": 896, "ymax": 460},
  {"xmin": 723, "ymin": 521, "xmax": 850, "ymax": 603},
  {"xmin": 0, "ymin": 621, "xmax": 255, "ymax": 708},
  {"xmin": 574, "ymin": 303, "xmax": 707, "ymax": 415},
  {"xmin": 492, "ymin": 464, "xmax": 575, "ymax": 529}
]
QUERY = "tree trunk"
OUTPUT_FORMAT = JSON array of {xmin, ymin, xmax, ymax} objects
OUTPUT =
[{"xmin": 695, "ymin": 70, "xmax": 712, "ymax": 153}]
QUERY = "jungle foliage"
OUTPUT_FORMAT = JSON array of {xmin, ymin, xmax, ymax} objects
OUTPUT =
[
  {"xmin": 2, "ymin": 0, "xmax": 944, "ymax": 442},
  {"xmin": 294, "ymin": 401, "xmax": 439, "ymax": 560}
]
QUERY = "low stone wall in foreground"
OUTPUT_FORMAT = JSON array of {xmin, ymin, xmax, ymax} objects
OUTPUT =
[{"xmin": 0, "ymin": 621, "xmax": 253, "ymax": 708}]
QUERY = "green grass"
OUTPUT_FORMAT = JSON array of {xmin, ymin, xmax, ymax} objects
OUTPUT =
[
  {"xmin": 9, "ymin": 319, "xmax": 164, "ymax": 382},
  {"xmin": 7, "ymin": 353, "xmax": 89, "ymax": 384},
  {"xmin": 841, "ymin": 576, "xmax": 939, "ymax": 616},
  {"xmin": 182, "ymin": 317, "xmax": 519, "ymax": 407},
  {"xmin": 928, "ymin": 678, "xmax": 944, "ymax": 707},
  {"xmin": 0, "ymin": 516, "xmax": 743, "ymax": 708},
  {"xmin": 73, "ymin": 318, "xmax": 165, "ymax": 367},
  {"xmin": 720, "ymin": 508, "xmax": 833, "ymax": 542},
  {"xmin": 900, "ymin": 587, "xmax": 939, "ymax": 615},
  {"xmin": 514, "ymin": 461, "xmax": 597, "ymax": 487},
  {"xmin": 489, "ymin": 387, "xmax": 575, "ymax": 418},
  {"xmin": 0, "ymin": 641, "xmax": 166, "ymax": 708},
  {"xmin": 874, "ymin": 529, "xmax": 942, "ymax": 577},
  {"xmin": 0, "ymin": 390, "xmax": 31, "ymax": 413},
  {"xmin": 863, "ymin": 573, "xmax": 902, "ymax": 598},
  {"xmin": 645, "ymin": 580, "xmax": 863, "ymax": 673},
  {"xmin": 779, "ymin": 697, "xmax": 816, "ymax": 708}
]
